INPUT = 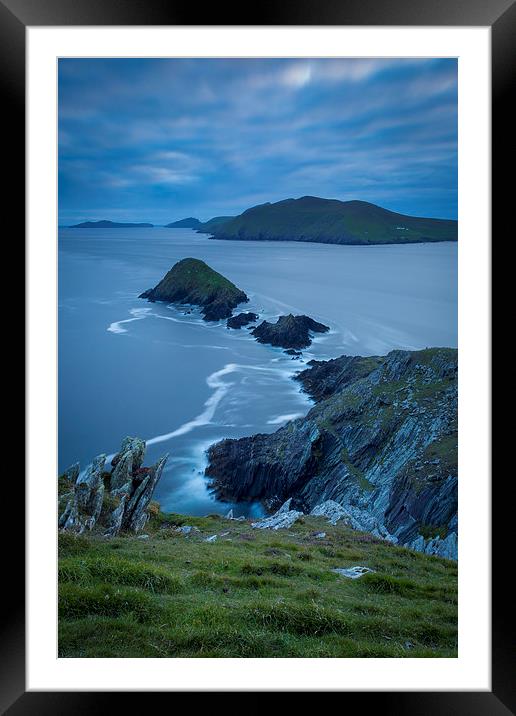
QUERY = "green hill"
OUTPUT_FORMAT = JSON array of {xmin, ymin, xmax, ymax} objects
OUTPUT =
[
  {"xmin": 165, "ymin": 217, "xmax": 202, "ymax": 229},
  {"xmin": 58, "ymin": 510, "xmax": 457, "ymax": 658},
  {"xmin": 210, "ymin": 197, "xmax": 457, "ymax": 245},
  {"xmin": 197, "ymin": 216, "xmax": 235, "ymax": 234},
  {"xmin": 139, "ymin": 257, "xmax": 248, "ymax": 321}
]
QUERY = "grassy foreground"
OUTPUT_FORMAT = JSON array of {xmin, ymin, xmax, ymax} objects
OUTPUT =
[{"xmin": 58, "ymin": 510, "xmax": 457, "ymax": 658}]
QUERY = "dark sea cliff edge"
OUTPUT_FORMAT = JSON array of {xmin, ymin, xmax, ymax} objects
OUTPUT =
[{"xmin": 206, "ymin": 347, "xmax": 458, "ymax": 559}]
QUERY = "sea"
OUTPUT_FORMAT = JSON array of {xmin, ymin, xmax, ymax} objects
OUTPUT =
[{"xmin": 58, "ymin": 227, "xmax": 457, "ymax": 516}]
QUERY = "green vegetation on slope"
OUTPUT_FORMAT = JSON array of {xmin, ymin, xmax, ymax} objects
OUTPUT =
[
  {"xmin": 59, "ymin": 511, "xmax": 457, "ymax": 658},
  {"xmin": 196, "ymin": 216, "xmax": 235, "ymax": 234},
  {"xmin": 139, "ymin": 257, "xmax": 248, "ymax": 321},
  {"xmin": 211, "ymin": 196, "xmax": 457, "ymax": 245}
]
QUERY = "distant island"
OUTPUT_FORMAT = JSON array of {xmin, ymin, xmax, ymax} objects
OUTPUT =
[
  {"xmin": 165, "ymin": 217, "xmax": 202, "ymax": 229},
  {"xmin": 207, "ymin": 196, "xmax": 457, "ymax": 245},
  {"xmin": 139, "ymin": 257, "xmax": 248, "ymax": 321},
  {"xmin": 163, "ymin": 216, "xmax": 236, "ymax": 232},
  {"xmin": 70, "ymin": 220, "xmax": 154, "ymax": 228},
  {"xmin": 196, "ymin": 216, "xmax": 236, "ymax": 234}
]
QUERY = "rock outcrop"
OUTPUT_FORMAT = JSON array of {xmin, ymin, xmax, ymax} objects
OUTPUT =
[
  {"xmin": 206, "ymin": 348, "xmax": 458, "ymax": 559},
  {"xmin": 251, "ymin": 498, "xmax": 303, "ymax": 530},
  {"xmin": 58, "ymin": 437, "xmax": 168, "ymax": 537},
  {"xmin": 251, "ymin": 314, "xmax": 329, "ymax": 350},
  {"xmin": 227, "ymin": 312, "xmax": 259, "ymax": 329},
  {"xmin": 139, "ymin": 257, "xmax": 248, "ymax": 321}
]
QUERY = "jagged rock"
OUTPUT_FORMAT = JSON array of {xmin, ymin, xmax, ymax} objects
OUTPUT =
[
  {"xmin": 408, "ymin": 531, "xmax": 457, "ymax": 560},
  {"xmin": 225, "ymin": 509, "xmax": 234, "ymax": 519},
  {"xmin": 206, "ymin": 348, "xmax": 457, "ymax": 558},
  {"xmin": 227, "ymin": 312, "xmax": 258, "ymax": 329},
  {"xmin": 310, "ymin": 500, "xmax": 349, "ymax": 525},
  {"xmin": 62, "ymin": 462, "xmax": 80, "ymax": 483},
  {"xmin": 59, "ymin": 454, "xmax": 106, "ymax": 533},
  {"xmin": 58, "ymin": 437, "xmax": 168, "ymax": 538},
  {"xmin": 123, "ymin": 454, "xmax": 168, "ymax": 532},
  {"xmin": 277, "ymin": 498, "xmax": 292, "ymax": 513},
  {"xmin": 110, "ymin": 437, "xmax": 146, "ymax": 491},
  {"xmin": 332, "ymin": 566, "xmax": 375, "ymax": 579},
  {"xmin": 251, "ymin": 314, "xmax": 329, "ymax": 350},
  {"xmin": 251, "ymin": 500, "xmax": 303, "ymax": 530}
]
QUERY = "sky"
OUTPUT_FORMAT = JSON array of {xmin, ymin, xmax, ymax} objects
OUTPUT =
[{"xmin": 58, "ymin": 58, "xmax": 457, "ymax": 225}]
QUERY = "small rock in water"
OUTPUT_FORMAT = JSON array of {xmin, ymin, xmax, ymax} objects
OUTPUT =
[
  {"xmin": 205, "ymin": 534, "xmax": 218, "ymax": 542},
  {"xmin": 332, "ymin": 566, "xmax": 374, "ymax": 579}
]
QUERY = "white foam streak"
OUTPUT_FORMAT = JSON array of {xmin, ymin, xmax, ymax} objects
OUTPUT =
[
  {"xmin": 145, "ymin": 363, "xmax": 238, "ymax": 446},
  {"xmin": 267, "ymin": 413, "xmax": 304, "ymax": 425},
  {"xmin": 107, "ymin": 307, "xmax": 152, "ymax": 334}
]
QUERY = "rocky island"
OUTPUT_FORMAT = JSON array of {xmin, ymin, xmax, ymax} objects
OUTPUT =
[
  {"xmin": 210, "ymin": 196, "xmax": 458, "ymax": 245},
  {"xmin": 227, "ymin": 312, "xmax": 259, "ymax": 329},
  {"xmin": 206, "ymin": 347, "xmax": 458, "ymax": 559},
  {"xmin": 251, "ymin": 314, "xmax": 330, "ymax": 350},
  {"xmin": 139, "ymin": 257, "xmax": 249, "ymax": 321},
  {"xmin": 70, "ymin": 220, "xmax": 154, "ymax": 228}
]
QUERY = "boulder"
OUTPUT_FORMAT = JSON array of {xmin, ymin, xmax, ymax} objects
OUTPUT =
[
  {"xmin": 251, "ymin": 499, "xmax": 303, "ymax": 530},
  {"xmin": 332, "ymin": 566, "xmax": 375, "ymax": 579}
]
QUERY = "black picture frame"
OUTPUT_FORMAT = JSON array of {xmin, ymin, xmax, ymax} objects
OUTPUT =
[{"xmin": 4, "ymin": 0, "xmax": 508, "ymax": 711}]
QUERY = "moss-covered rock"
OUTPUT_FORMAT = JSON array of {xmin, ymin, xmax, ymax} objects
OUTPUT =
[{"xmin": 139, "ymin": 257, "xmax": 248, "ymax": 321}]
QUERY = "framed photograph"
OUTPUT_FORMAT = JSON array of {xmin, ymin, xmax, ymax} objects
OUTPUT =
[{"xmin": 5, "ymin": 0, "xmax": 507, "ymax": 709}]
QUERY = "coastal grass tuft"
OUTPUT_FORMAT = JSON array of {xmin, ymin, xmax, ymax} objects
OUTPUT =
[{"xmin": 58, "ymin": 512, "xmax": 457, "ymax": 658}]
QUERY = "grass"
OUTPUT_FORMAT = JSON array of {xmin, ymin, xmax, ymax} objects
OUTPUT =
[{"xmin": 58, "ymin": 512, "xmax": 457, "ymax": 658}]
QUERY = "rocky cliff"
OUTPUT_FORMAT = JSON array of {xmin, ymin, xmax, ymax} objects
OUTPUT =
[
  {"xmin": 139, "ymin": 257, "xmax": 248, "ymax": 321},
  {"xmin": 205, "ymin": 348, "xmax": 458, "ymax": 559}
]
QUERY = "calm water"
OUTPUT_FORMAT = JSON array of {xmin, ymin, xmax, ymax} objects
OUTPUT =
[{"xmin": 58, "ymin": 228, "xmax": 457, "ymax": 516}]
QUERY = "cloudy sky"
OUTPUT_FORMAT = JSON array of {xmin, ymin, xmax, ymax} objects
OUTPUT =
[{"xmin": 58, "ymin": 58, "xmax": 457, "ymax": 225}]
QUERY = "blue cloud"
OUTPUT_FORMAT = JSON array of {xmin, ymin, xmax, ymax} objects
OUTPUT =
[{"xmin": 58, "ymin": 58, "xmax": 457, "ymax": 224}]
